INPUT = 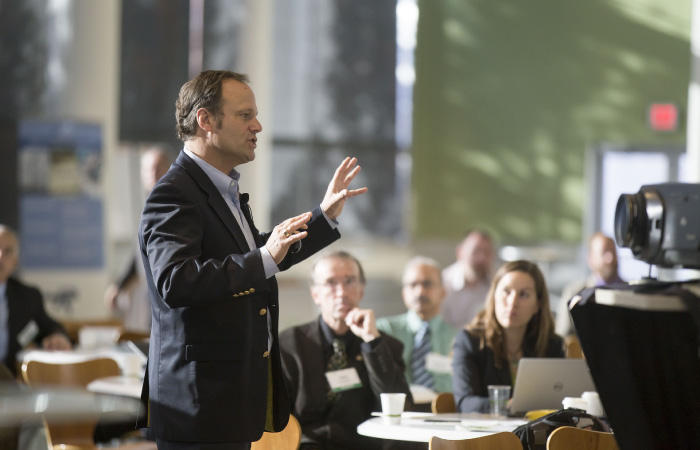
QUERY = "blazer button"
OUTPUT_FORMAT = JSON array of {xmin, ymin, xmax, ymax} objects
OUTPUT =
[
  {"xmin": 244, "ymin": 290, "xmax": 251, "ymax": 295},
  {"xmin": 262, "ymin": 351, "xmax": 270, "ymax": 358},
  {"xmin": 232, "ymin": 293, "xmax": 239, "ymax": 298},
  {"xmin": 249, "ymin": 288, "xmax": 256, "ymax": 294},
  {"xmin": 259, "ymin": 308, "xmax": 267, "ymax": 316}
]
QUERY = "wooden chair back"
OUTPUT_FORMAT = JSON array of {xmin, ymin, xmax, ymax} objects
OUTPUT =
[
  {"xmin": 21, "ymin": 358, "xmax": 122, "ymax": 450},
  {"xmin": 22, "ymin": 358, "xmax": 121, "ymax": 388},
  {"xmin": 564, "ymin": 335, "xmax": 584, "ymax": 359},
  {"xmin": 547, "ymin": 426, "xmax": 619, "ymax": 450},
  {"xmin": 251, "ymin": 414, "xmax": 302, "ymax": 450},
  {"xmin": 431, "ymin": 392, "xmax": 456, "ymax": 414},
  {"xmin": 429, "ymin": 432, "xmax": 522, "ymax": 450}
]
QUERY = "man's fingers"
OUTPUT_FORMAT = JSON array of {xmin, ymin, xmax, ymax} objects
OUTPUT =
[
  {"xmin": 334, "ymin": 157, "xmax": 357, "ymax": 181},
  {"xmin": 342, "ymin": 164, "xmax": 361, "ymax": 185},
  {"xmin": 346, "ymin": 187, "xmax": 368, "ymax": 198},
  {"xmin": 288, "ymin": 230, "xmax": 307, "ymax": 241},
  {"xmin": 279, "ymin": 212, "xmax": 312, "ymax": 238}
]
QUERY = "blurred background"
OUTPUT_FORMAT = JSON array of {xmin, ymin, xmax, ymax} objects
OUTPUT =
[{"xmin": 0, "ymin": 0, "xmax": 694, "ymax": 331}]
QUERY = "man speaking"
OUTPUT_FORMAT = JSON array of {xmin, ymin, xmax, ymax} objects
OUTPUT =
[{"xmin": 139, "ymin": 70, "xmax": 367, "ymax": 450}]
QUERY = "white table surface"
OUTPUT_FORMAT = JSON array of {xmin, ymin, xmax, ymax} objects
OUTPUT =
[
  {"xmin": 357, "ymin": 412, "xmax": 527, "ymax": 443},
  {"xmin": 87, "ymin": 375, "xmax": 143, "ymax": 399},
  {"xmin": 0, "ymin": 383, "xmax": 141, "ymax": 426}
]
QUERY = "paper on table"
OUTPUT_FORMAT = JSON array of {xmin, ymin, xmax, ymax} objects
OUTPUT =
[{"xmin": 458, "ymin": 418, "xmax": 527, "ymax": 433}]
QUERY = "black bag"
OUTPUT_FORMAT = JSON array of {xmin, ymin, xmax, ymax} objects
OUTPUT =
[{"xmin": 512, "ymin": 408, "xmax": 610, "ymax": 450}]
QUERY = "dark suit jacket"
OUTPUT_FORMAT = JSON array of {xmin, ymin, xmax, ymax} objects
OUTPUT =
[
  {"xmin": 3, "ymin": 277, "xmax": 67, "ymax": 375},
  {"xmin": 139, "ymin": 151, "xmax": 340, "ymax": 444},
  {"xmin": 279, "ymin": 317, "xmax": 412, "ymax": 450},
  {"xmin": 452, "ymin": 329, "xmax": 564, "ymax": 413}
]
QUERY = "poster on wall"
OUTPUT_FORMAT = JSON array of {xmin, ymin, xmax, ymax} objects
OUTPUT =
[{"xmin": 18, "ymin": 120, "xmax": 103, "ymax": 269}]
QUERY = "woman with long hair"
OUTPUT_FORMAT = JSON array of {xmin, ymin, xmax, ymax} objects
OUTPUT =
[{"xmin": 452, "ymin": 260, "xmax": 564, "ymax": 413}]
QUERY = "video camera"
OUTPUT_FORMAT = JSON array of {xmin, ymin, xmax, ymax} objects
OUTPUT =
[{"xmin": 614, "ymin": 183, "xmax": 700, "ymax": 269}]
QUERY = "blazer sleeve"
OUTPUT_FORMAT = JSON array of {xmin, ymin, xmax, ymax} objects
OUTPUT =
[
  {"xmin": 546, "ymin": 334, "xmax": 566, "ymax": 358},
  {"xmin": 363, "ymin": 334, "xmax": 413, "ymax": 408},
  {"xmin": 452, "ymin": 329, "xmax": 492, "ymax": 413},
  {"xmin": 24, "ymin": 284, "xmax": 67, "ymax": 344},
  {"xmin": 141, "ymin": 181, "xmax": 339, "ymax": 309}
]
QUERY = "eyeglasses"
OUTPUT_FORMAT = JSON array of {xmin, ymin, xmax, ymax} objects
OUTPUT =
[{"xmin": 314, "ymin": 277, "xmax": 362, "ymax": 291}]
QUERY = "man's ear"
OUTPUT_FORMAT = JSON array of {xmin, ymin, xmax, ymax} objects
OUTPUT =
[
  {"xmin": 310, "ymin": 286, "xmax": 322, "ymax": 307},
  {"xmin": 196, "ymin": 108, "xmax": 214, "ymax": 133}
]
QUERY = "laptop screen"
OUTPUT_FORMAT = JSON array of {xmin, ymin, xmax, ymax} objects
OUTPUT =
[{"xmin": 509, "ymin": 358, "xmax": 595, "ymax": 413}]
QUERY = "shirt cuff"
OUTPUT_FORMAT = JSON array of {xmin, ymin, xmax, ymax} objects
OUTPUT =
[
  {"xmin": 321, "ymin": 207, "xmax": 339, "ymax": 228},
  {"xmin": 260, "ymin": 247, "xmax": 280, "ymax": 279}
]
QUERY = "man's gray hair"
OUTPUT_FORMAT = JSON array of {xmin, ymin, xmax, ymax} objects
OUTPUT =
[
  {"xmin": 309, "ymin": 250, "xmax": 366, "ymax": 286},
  {"xmin": 402, "ymin": 256, "xmax": 442, "ymax": 284}
]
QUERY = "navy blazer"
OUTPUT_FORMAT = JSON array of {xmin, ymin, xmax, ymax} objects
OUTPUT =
[
  {"xmin": 139, "ymin": 151, "xmax": 340, "ymax": 443},
  {"xmin": 2, "ymin": 277, "xmax": 67, "ymax": 375},
  {"xmin": 452, "ymin": 329, "xmax": 564, "ymax": 413}
]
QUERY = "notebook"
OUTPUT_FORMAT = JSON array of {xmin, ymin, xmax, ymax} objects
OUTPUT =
[{"xmin": 509, "ymin": 358, "xmax": 596, "ymax": 414}]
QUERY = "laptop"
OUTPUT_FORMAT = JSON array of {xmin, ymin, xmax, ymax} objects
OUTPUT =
[{"xmin": 509, "ymin": 358, "xmax": 596, "ymax": 414}]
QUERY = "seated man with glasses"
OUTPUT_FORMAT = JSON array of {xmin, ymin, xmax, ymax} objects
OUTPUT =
[
  {"xmin": 377, "ymin": 256, "xmax": 458, "ymax": 395},
  {"xmin": 279, "ymin": 251, "xmax": 412, "ymax": 450}
]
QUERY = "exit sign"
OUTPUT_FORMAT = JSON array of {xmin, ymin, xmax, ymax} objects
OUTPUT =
[{"xmin": 648, "ymin": 103, "xmax": 679, "ymax": 132}]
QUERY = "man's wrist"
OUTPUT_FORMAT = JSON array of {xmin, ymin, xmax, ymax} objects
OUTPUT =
[{"xmin": 321, "ymin": 206, "xmax": 339, "ymax": 225}]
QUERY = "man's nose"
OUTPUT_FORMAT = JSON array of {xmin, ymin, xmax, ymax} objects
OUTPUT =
[{"xmin": 252, "ymin": 117, "xmax": 262, "ymax": 133}]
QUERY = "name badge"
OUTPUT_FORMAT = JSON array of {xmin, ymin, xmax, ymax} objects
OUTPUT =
[
  {"xmin": 18, "ymin": 320, "xmax": 39, "ymax": 347},
  {"xmin": 426, "ymin": 352, "xmax": 453, "ymax": 374},
  {"xmin": 325, "ymin": 367, "xmax": 362, "ymax": 393}
]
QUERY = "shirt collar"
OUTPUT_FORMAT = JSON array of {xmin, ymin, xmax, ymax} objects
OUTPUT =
[
  {"xmin": 406, "ymin": 309, "xmax": 441, "ymax": 333},
  {"xmin": 184, "ymin": 147, "xmax": 241, "ymax": 198},
  {"xmin": 0, "ymin": 282, "xmax": 6, "ymax": 301},
  {"xmin": 318, "ymin": 316, "xmax": 353, "ymax": 348}
]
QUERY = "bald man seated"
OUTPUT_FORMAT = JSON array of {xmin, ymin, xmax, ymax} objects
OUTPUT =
[{"xmin": 0, "ymin": 225, "xmax": 71, "ymax": 374}]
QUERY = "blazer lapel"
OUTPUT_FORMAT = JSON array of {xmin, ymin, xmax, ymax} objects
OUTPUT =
[
  {"xmin": 175, "ymin": 151, "xmax": 251, "ymax": 252},
  {"xmin": 307, "ymin": 320, "xmax": 334, "ymax": 402}
]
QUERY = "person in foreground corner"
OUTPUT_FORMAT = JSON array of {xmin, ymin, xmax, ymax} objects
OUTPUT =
[
  {"xmin": 452, "ymin": 260, "xmax": 564, "ymax": 414},
  {"xmin": 0, "ymin": 225, "xmax": 71, "ymax": 376},
  {"xmin": 138, "ymin": 70, "xmax": 367, "ymax": 450},
  {"xmin": 280, "ymin": 251, "xmax": 412, "ymax": 450}
]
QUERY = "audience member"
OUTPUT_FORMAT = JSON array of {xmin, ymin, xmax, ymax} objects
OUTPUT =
[
  {"xmin": 104, "ymin": 145, "xmax": 172, "ymax": 332},
  {"xmin": 280, "ymin": 251, "xmax": 412, "ymax": 450},
  {"xmin": 452, "ymin": 260, "xmax": 563, "ymax": 413},
  {"xmin": 555, "ymin": 232, "xmax": 624, "ymax": 337},
  {"xmin": 0, "ymin": 225, "xmax": 71, "ymax": 375},
  {"xmin": 441, "ymin": 230, "xmax": 495, "ymax": 329},
  {"xmin": 377, "ymin": 256, "xmax": 457, "ymax": 394}
]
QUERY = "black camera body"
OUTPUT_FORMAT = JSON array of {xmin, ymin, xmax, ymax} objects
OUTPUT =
[{"xmin": 615, "ymin": 183, "xmax": 700, "ymax": 269}]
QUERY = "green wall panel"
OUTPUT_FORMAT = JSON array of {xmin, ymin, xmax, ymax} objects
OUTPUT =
[{"xmin": 413, "ymin": 0, "xmax": 691, "ymax": 243}]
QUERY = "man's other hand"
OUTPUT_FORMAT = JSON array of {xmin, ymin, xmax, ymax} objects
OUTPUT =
[
  {"xmin": 345, "ymin": 308, "xmax": 380, "ymax": 343},
  {"xmin": 320, "ymin": 157, "xmax": 368, "ymax": 220}
]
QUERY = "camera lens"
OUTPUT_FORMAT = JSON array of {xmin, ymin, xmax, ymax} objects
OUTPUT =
[{"xmin": 614, "ymin": 193, "xmax": 645, "ymax": 249}]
